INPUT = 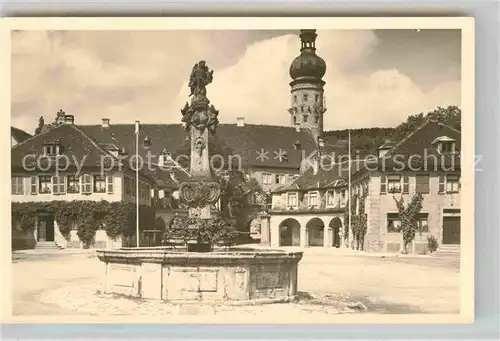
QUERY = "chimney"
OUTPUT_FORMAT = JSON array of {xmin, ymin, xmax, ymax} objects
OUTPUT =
[
  {"xmin": 236, "ymin": 117, "xmax": 245, "ymax": 127},
  {"xmin": 102, "ymin": 118, "xmax": 110, "ymax": 128},
  {"xmin": 63, "ymin": 115, "xmax": 74, "ymax": 124}
]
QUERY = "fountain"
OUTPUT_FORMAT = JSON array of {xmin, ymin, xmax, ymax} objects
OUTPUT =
[{"xmin": 96, "ymin": 61, "xmax": 303, "ymax": 304}]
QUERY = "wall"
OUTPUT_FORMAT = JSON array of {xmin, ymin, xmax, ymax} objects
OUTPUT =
[
  {"xmin": 11, "ymin": 172, "xmax": 124, "ymax": 203},
  {"xmin": 249, "ymin": 168, "xmax": 300, "ymax": 193},
  {"xmin": 365, "ymin": 171, "xmax": 461, "ymax": 253}
]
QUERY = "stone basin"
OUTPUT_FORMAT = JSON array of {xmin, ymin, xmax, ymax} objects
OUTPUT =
[{"xmin": 96, "ymin": 247, "xmax": 303, "ymax": 304}]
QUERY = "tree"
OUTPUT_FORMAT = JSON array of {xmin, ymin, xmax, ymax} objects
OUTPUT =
[{"xmin": 392, "ymin": 193, "xmax": 424, "ymax": 254}]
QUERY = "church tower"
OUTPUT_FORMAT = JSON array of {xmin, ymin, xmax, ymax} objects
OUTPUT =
[{"xmin": 288, "ymin": 29, "xmax": 327, "ymax": 142}]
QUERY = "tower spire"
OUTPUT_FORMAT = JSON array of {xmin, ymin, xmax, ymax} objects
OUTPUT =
[{"xmin": 288, "ymin": 29, "xmax": 327, "ymax": 143}]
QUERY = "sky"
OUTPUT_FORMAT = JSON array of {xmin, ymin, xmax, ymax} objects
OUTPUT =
[{"xmin": 11, "ymin": 29, "xmax": 461, "ymax": 135}]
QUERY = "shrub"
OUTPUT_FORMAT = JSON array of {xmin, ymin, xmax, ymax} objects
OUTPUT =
[{"xmin": 427, "ymin": 235, "xmax": 439, "ymax": 253}]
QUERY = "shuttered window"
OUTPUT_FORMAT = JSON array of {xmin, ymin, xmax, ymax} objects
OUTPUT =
[
  {"xmin": 416, "ymin": 174, "xmax": 430, "ymax": 194},
  {"xmin": 402, "ymin": 175, "xmax": 409, "ymax": 194},
  {"xmin": 30, "ymin": 176, "xmax": 38, "ymax": 195},
  {"xmin": 52, "ymin": 176, "xmax": 66, "ymax": 195},
  {"xmin": 438, "ymin": 175, "xmax": 445, "ymax": 193},
  {"xmin": 380, "ymin": 175, "xmax": 387, "ymax": 194},
  {"xmin": 81, "ymin": 174, "xmax": 93, "ymax": 194},
  {"xmin": 106, "ymin": 175, "xmax": 114, "ymax": 194}
]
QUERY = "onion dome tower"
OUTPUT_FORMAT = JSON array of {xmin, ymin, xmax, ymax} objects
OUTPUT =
[{"xmin": 288, "ymin": 29, "xmax": 327, "ymax": 142}]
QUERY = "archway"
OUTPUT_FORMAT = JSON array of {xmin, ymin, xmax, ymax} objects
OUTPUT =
[
  {"xmin": 329, "ymin": 217, "xmax": 342, "ymax": 248},
  {"xmin": 279, "ymin": 218, "xmax": 301, "ymax": 246},
  {"xmin": 306, "ymin": 218, "xmax": 324, "ymax": 247}
]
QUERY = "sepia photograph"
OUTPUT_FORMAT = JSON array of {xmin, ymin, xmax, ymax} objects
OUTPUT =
[{"xmin": 3, "ymin": 18, "xmax": 474, "ymax": 323}]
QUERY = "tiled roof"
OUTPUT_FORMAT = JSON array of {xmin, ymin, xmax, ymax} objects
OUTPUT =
[
  {"xmin": 11, "ymin": 123, "xmax": 118, "ymax": 173},
  {"xmin": 78, "ymin": 123, "xmax": 318, "ymax": 170},
  {"xmin": 273, "ymin": 160, "xmax": 363, "ymax": 193},
  {"xmin": 11, "ymin": 127, "xmax": 32, "ymax": 143},
  {"xmin": 354, "ymin": 119, "xmax": 461, "ymax": 175}
]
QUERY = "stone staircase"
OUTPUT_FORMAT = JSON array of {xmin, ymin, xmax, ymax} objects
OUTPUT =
[
  {"xmin": 34, "ymin": 241, "xmax": 62, "ymax": 252},
  {"xmin": 431, "ymin": 244, "xmax": 460, "ymax": 259}
]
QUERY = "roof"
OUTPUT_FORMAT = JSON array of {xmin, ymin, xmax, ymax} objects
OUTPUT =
[
  {"xmin": 78, "ymin": 123, "xmax": 318, "ymax": 170},
  {"xmin": 10, "ymin": 123, "xmax": 183, "ymax": 187},
  {"xmin": 273, "ymin": 159, "xmax": 364, "ymax": 193},
  {"xmin": 354, "ymin": 119, "xmax": 461, "ymax": 175},
  {"xmin": 11, "ymin": 127, "xmax": 32, "ymax": 144},
  {"xmin": 11, "ymin": 123, "xmax": 118, "ymax": 172}
]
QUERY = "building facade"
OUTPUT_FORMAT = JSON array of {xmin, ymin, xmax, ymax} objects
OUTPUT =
[{"xmin": 268, "ymin": 119, "xmax": 461, "ymax": 254}]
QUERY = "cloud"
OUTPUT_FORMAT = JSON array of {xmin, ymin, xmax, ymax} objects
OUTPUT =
[{"xmin": 11, "ymin": 30, "xmax": 461, "ymax": 135}]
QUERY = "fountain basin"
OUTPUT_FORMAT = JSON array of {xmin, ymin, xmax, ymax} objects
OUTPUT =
[{"xmin": 96, "ymin": 247, "xmax": 303, "ymax": 304}]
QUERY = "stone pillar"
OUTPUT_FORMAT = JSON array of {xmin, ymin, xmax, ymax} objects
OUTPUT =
[
  {"xmin": 324, "ymin": 227, "xmax": 333, "ymax": 247},
  {"xmin": 270, "ymin": 220, "xmax": 280, "ymax": 248},
  {"xmin": 300, "ymin": 226, "xmax": 309, "ymax": 247},
  {"xmin": 260, "ymin": 216, "xmax": 271, "ymax": 245}
]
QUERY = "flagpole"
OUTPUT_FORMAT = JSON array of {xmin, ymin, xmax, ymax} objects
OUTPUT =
[
  {"xmin": 135, "ymin": 120, "xmax": 140, "ymax": 248},
  {"xmin": 348, "ymin": 129, "xmax": 352, "ymax": 248}
]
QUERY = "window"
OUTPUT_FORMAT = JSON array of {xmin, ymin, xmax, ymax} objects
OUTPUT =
[
  {"xmin": 275, "ymin": 174, "xmax": 286, "ymax": 185},
  {"xmin": 106, "ymin": 175, "xmax": 114, "ymax": 194},
  {"xmin": 293, "ymin": 95, "xmax": 297, "ymax": 103},
  {"xmin": 30, "ymin": 176, "xmax": 37, "ymax": 194},
  {"xmin": 387, "ymin": 174, "xmax": 401, "ymax": 193},
  {"xmin": 11, "ymin": 177, "xmax": 24, "ymax": 195},
  {"xmin": 341, "ymin": 190, "xmax": 346, "ymax": 205},
  {"xmin": 67, "ymin": 176, "xmax": 80, "ymax": 193},
  {"xmin": 81, "ymin": 174, "xmax": 93, "ymax": 194},
  {"xmin": 303, "ymin": 94, "xmax": 308, "ymax": 101},
  {"xmin": 43, "ymin": 144, "xmax": 61, "ymax": 156},
  {"xmin": 418, "ymin": 213, "xmax": 429, "ymax": 233},
  {"xmin": 39, "ymin": 176, "xmax": 51, "ymax": 194},
  {"xmin": 93, "ymin": 175, "xmax": 106, "ymax": 193},
  {"xmin": 303, "ymin": 114, "xmax": 308, "ymax": 123},
  {"xmin": 301, "ymin": 106, "xmax": 305, "ymax": 113},
  {"xmin": 416, "ymin": 174, "xmax": 430, "ymax": 194},
  {"xmin": 308, "ymin": 192, "xmax": 318, "ymax": 207},
  {"xmin": 261, "ymin": 173, "xmax": 273, "ymax": 185},
  {"xmin": 439, "ymin": 142, "xmax": 455, "ymax": 154},
  {"xmin": 315, "ymin": 94, "xmax": 320, "ymax": 102},
  {"xmin": 52, "ymin": 176, "xmax": 66, "ymax": 195},
  {"xmin": 387, "ymin": 213, "xmax": 401, "ymax": 233},
  {"xmin": 293, "ymin": 116, "xmax": 297, "ymax": 125},
  {"xmin": 446, "ymin": 174, "xmax": 460, "ymax": 193},
  {"xmin": 287, "ymin": 192, "xmax": 298, "ymax": 207},
  {"xmin": 380, "ymin": 175, "xmax": 387, "ymax": 194},
  {"xmin": 327, "ymin": 190, "xmax": 335, "ymax": 206},
  {"xmin": 402, "ymin": 175, "xmax": 409, "ymax": 194}
]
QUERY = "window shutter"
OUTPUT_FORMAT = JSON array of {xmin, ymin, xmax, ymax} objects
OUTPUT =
[
  {"xmin": 380, "ymin": 175, "xmax": 387, "ymax": 194},
  {"xmin": 107, "ymin": 175, "xmax": 114, "ymax": 194},
  {"xmin": 52, "ymin": 176, "xmax": 59, "ymax": 195},
  {"xmin": 402, "ymin": 175, "xmax": 409, "ymax": 194},
  {"xmin": 30, "ymin": 176, "xmax": 38, "ymax": 195},
  {"xmin": 438, "ymin": 175, "xmax": 445, "ymax": 193},
  {"xmin": 59, "ymin": 176, "xmax": 66, "ymax": 194}
]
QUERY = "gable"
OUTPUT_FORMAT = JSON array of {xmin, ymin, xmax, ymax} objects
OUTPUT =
[{"xmin": 11, "ymin": 124, "xmax": 116, "ymax": 173}]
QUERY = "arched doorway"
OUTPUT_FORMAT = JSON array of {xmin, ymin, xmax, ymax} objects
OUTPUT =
[
  {"xmin": 279, "ymin": 218, "xmax": 300, "ymax": 246},
  {"xmin": 329, "ymin": 217, "xmax": 342, "ymax": 248},
  {"xmin": 306, "ymin": 218, "xmax": 324, "ymax": 247}
]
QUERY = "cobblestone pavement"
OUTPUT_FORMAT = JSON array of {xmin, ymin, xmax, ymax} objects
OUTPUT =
[{"xmin": 12, "ymin": 249, "xmax": 460, "ymax": 317}]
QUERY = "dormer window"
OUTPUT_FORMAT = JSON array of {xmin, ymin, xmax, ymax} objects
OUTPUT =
[
  {"xmin": 303, "ymin": 114, "xmax": 308, "ymax": 123},
  {"xmin": 43, "ymin": 143, "xmax": 61, "ymax": 156},
  {"xmin": 303, "ymin": 94, "xmax": 308, "ymax": 101},
  {"xmin": 432, "ymin": 136, "xmax": 457, "ymax": 154}
]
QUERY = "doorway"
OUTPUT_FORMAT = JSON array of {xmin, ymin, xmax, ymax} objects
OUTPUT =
[
  {"xmin": 37, "ymin": 214, "xmax": 55, "ymax": 242},
  {"xmin": 442, "ymin": 216, "xmax": 460, "ymax": 244}
]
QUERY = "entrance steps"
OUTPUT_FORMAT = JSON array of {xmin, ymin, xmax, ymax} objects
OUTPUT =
[
  {"xmin": 431, "ymin": 244, "xmax": 460, "ymax": 259},
  {"xmin": 34, "ymin": 241, "xmax": 62, "ymax": 251}
]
